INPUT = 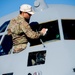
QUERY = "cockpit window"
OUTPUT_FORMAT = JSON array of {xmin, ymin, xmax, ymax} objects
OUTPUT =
[
  {"xmin": 0, "ymin": 20, "xmax": 10, "ymax": 56},
  {"xmin": 29, "ymin": 20, "xmax": 60, "ymax": 46},
  {"xmin": 2, "ymin": 72, "xmax": 13, "ymax": 75},
  {"xmin": 0, "ymin": 20, "xmax": 10, "ymax": 41},
  {"xmin": 0, "ymin": 20, "xmax": 10, "ymax": 33},
  {"xmin": 0, "ymin": 35, "xmax": 2, "ymax": 40},
  {"xmin": 62, "ymin": 19, "xmax": 75, "ymax": 39}
]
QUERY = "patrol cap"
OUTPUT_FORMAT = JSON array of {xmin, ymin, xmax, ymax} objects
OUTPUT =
[{"xmin": 20, "ymin": 4, "xmax": 34, "ymax": 15}]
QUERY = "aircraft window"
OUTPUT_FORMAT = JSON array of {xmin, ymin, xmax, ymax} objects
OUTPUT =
[
  {"xmin": 0, "ymin": 20, "xmax": 10, "ymax": 33},
  {"xmin": 2, "ymin": 72, "xmax": 13, "ymax": 75},
  {"xmin": 0, "ymin": 35, "xmax": 2, "ymax": 40},
  {"xmin": 0, "ymin": 20, "xmax": 10, "ymax": 56},
  {"xmin": 29, "ymin": 20, "xmax": 60, "ymax": 46},
  {"xmin": 27, "ymin": 50, "xmax": 46, "ymax": 66},
  {"xmin": 62, "ymin": 19, "xmax": 75, "ymax": 39}
]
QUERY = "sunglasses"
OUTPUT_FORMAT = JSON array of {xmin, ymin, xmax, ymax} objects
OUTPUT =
[{"xmin": 26, "ymin": 12, "xmax": 31, "ymax": 16}]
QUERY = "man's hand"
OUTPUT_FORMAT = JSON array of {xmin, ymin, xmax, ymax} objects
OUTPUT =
[{"xmin": 40, "ymin": 28, "xmax": 48, "ymax": 36}]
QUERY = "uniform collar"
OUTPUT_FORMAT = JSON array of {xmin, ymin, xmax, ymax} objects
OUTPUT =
[{"xmin": 19, "ymin": 14, "xmax": 24, "ymax": 19}]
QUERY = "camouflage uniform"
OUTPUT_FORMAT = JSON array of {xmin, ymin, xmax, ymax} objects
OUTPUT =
[{"xmin": 8, "ymin": 15, "xmax": 43, "ymax": 53}]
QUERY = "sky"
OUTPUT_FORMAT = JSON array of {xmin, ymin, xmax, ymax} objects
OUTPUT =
[{"xmin": 0, "ymin": 0, "xmax": 75, "ymax": 18}]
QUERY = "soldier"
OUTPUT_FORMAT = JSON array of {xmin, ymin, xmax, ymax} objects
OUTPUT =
[{"xmin": 7, "ymin": 4, "xmax": 47, "ymax": 53}]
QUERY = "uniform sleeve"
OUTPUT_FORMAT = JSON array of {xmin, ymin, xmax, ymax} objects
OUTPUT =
[
  {"xmin": 7, "ymin": 19, "xmax": 16, "ymax": 32},
  {"xmin": 7, "ymin": 19, "xmax": 14, "ymax": 35},
  {"xmin": 20, "ymin": 19, "xmax": 43, "ymax": 39}
]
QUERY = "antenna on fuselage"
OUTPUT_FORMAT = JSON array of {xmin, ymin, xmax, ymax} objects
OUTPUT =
[{"xmin": 40, "ymin": 39, "xmax": 45, "ymax": 48}]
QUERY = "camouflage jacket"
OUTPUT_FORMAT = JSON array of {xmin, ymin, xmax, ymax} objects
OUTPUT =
[{"xmin": 7, "ymin": 15, "xmax": 42, "ymax": 45}]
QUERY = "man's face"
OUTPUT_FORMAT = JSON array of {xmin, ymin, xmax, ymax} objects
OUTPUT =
[{"xmin": 24, "ymin": 12, "xmax": 32, "ymax": 19}]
